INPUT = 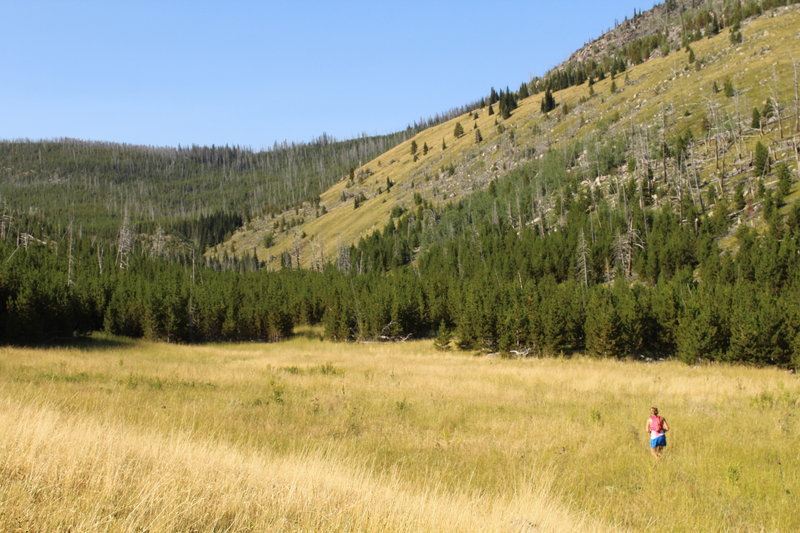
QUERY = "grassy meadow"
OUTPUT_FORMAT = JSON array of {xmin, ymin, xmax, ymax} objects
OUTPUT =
[{"xmin": 0, "ymin": 332, "xmax": 798, "ymax": 532}]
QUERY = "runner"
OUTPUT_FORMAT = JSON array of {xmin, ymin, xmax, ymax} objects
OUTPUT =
[{"xmin": 646, "ymin": 406, "xmax": 669, "ymax": 459}]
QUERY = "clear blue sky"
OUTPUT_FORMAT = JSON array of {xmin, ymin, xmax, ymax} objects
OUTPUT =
[{"xmin": 2, "ymin": 1, "xmax": 658, "ymax": 149}]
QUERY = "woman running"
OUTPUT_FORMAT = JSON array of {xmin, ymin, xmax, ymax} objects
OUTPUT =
[{"xmin": 646, "ymin": 406, "xmax": 669, "ymax": 459}]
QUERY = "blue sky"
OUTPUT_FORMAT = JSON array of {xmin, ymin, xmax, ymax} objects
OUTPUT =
[{"xmin": 2, "ymin": 1, "xmax": 658, "ymax": 149}]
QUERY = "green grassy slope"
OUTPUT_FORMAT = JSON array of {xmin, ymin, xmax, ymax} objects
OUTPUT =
[{"xmin": 221, "ymin": 5, "xmax": 800, "ymax": 268}]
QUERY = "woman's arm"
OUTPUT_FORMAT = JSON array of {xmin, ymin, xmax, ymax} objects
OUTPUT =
[{"xmin": 662, "ymin": 418, "xmax": 669, "ymax": 432}]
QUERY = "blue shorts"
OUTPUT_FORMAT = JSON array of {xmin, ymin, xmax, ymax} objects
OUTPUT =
[{"xmin": 650, "ymin": 435, "xmax": 667, "ymax": 448}]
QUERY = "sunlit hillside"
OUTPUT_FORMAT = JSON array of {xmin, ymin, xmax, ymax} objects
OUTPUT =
[{"xmin": 216, "ymin": 5, "xmax": 800, "ymax": 267}]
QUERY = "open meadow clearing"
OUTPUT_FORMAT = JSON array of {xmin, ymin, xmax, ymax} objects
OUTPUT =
[{"xmin": 0, "ymin": 332, "xmax": 798, "ymax": 532}]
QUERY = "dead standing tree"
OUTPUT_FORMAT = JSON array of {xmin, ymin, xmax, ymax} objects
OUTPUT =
[
  {"xmin": 576, "ymin": 229, "xmax": 591, "ymax": 287},
  {"xmin": 613, "ymin": 225, "xmax": 643, "ymax": 281},
  {"xmin": 116, "ymin": 210, "xmax": 134, "ymax": 270}
]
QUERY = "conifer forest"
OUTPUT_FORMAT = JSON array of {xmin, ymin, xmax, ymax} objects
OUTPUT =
[{"xmin": 2, "ymin": 0, "xmax": 800, "ymax": 371}]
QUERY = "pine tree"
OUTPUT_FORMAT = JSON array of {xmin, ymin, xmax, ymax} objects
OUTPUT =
[
  {"xmin": 723, "ymin": 77, "xmax": 735, "ymax": 97},
  {"xmin": 753, "ymin": 141, "xmax": 769, "ymax": 177},
  {"xmin": 727, "ymin": 286, "xmax": 788, "ymax": 365},
  {"xmin": 453, "ymin": 122, "xmax": 464, "ymax": 138},
  {"xmin": 475, "ymin": 128, "xmax": 483, "ymax": 143},
  {"xmin": 751, "ymin": 107, "xmax": 762, "ymax": 130},
  {"xmin": 762, "ymin": 98, "xmax": 774, "ymax": 120},
  {"xmin": 422, "ymin": 142, "xmax": 429, "ymax": 156},
  {"xmin": 540, "ymin": 89, "xmax": 556, "ymax": 113},
  {"xmin": 518, "ymin": 81, "xmax": 530, "ymax": 99},
  {"xmin": 776, "ymin": 163, "xmax": 793, "ymax": 198},
  {"xmin": 498, "ymin": 89, "xmax": 517, "ymax": 119},
  {"xmin": 434, "ymin": 320, "xmax": 451, "ymax": 350},
  {"xmin": 410, "ymin": 140, "xmax": 418, "ymax": 156},
  {"xmin": 585, "ymin": 288, "xmax": 624, "ymax": 357},
  {"xmin": 676, "ymin": 289, "xmax": 727, "ymax": 363}
]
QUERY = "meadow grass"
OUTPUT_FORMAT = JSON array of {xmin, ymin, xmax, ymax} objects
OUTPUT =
[{"xmin": 0, "ymin": 333, "xmax": 798, "ymax": 531}]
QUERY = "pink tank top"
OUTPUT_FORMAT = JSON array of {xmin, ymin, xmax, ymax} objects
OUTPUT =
[{"xmin": 649, "ymin": 415, "xmax": 664, "ymax": 439}]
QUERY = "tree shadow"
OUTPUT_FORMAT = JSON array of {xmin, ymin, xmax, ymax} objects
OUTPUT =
[{"xmin": 2, "ymin": 334, "xmax": 137, "ymax": 351}]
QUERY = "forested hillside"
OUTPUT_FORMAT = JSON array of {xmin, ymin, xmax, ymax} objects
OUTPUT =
[
  {"xmin": 1, "ymin": 1, "xmax": 800, "ymax": 369},
  {"xmin": 0, "ymin": 132, "xmax": 418, "ymax": 244}
]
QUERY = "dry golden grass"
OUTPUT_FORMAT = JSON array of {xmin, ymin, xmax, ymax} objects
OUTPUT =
[{"xmin": 1, "ymin": 334, "xmax": 798, "ymax": 531}]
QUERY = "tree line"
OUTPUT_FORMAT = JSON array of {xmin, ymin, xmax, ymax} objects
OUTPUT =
[{"xmin": 1, "ymin": 135, "xmax": 798, "ymax": 368}]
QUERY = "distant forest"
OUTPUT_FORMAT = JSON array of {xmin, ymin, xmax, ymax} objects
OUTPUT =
[
  {"xmin": 0, "ymin": 134, "xmax": 410, "ymax": 241},
  {"xmin": 2, "ymin": 139, "xmax": 798, "ymax": 367}
]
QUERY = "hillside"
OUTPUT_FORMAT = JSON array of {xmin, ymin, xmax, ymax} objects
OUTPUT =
[
  {"xmin": 0, "ymin": 132, "xmax": 417, "ymax": 242},
  {"xmin": 219, "ymin": 2, "xmax": 800, "ymax": 268}
]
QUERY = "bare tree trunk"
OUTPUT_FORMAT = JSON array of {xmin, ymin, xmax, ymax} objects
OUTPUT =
[
  {"xmin": 116, "ymin": 208, "xmax": 133, "ymax": 270},
  {"xmin": 577, "ymin": 229, "xmax": 590, "ymax": 287},
  {"xmin": 292, "ymin": 238, "xmax": 302, "ymax": 269},
  {"xmin": 772, "ymin": 67, "xmax": 784, "ymax": 139},
  {"xmin": 734, "ymin": 92, "xmax": 745, "ymax": 160},
  {"xmin": 97, "ymin": 244, "xmax": 104, "ymax": 275},
  {"xmin": 67, "ymin": 220, "xmax": 74, "ymax": 287},
  {"xmin": 793, "ymin": 58, "xmax": 800, "ymax": 134},
  {"xmin": 707, "ymin": 99, "xmax": 721, "ymax": 171}
]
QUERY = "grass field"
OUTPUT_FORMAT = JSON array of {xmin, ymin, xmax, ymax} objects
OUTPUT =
[{"xmin": 0, "ymin": 332, "xmax": 798, "ymax": 531}]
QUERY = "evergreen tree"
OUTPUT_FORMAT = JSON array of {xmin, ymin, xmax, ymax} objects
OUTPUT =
[
  {"xmin": 540, "ymin": 89, "xmax": 556, "ymax": 113},
  {"xmin": 498, "ymin": 89, "xmax": 518, "ymax": 119},
  {"xmin": 776, "ymin": 163, "xmax": 793, "ymax": 199},
  {"xmin": 410, "ymin": 140, "xmax": 418, "ymax": 156},
  {"xmin": 753, "ymin": 142, "xmax": 769, "ymax": 177},
  {"xmin": 676, "ymin": 288, "xmax": 728, "ymax": 363},
  {"xmin": 585, "ymin": 288, "xmax": 624, "ymax": 357},
  {"xmin": 475, "ymin": 128, "xmax": 483, "ymax": 143},
  {"xmin": 723, "ymin": 77, "xmax": 735, "ymax": 97},
  {"xmin": 727, "ymin": 285, "xmax": 788, "ymax": 365},
  {"xmin": 751, "ymin": 107, "xmax": 762, "ymax": 130},
  {"xmin": 434, "ymin": 320, "xmax": 451, "ymax": 350},
  {"xmin": 518, "ymin": 81, "xmax": 530, "ymax": 99},
  {"xmin": 762, "ymin": 98, "xmax": 774, "ymax": 120},
  {"xmin": 453, "ymin": 122, "xmax": 465, "ymax": 138}
]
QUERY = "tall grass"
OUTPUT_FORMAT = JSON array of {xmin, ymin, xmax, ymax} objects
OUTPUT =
[{"xmin": 0, "ymin": 334, "xmax": 797, "ymax": 531}]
